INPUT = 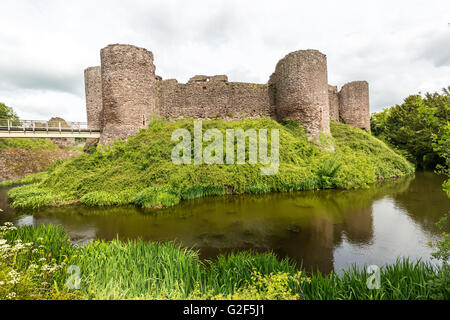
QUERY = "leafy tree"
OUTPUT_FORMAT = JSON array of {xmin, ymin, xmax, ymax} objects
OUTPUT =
[
  {"xmin": 371, "ymin": 87, "xmax": 449, "ymax": 169},
  {"xmin": 0, "ymin": 102, "xmax": 19, "ymax": 120}
]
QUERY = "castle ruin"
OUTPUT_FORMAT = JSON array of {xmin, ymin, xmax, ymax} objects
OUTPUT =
[{"xmin": 84, "ymin": 44, "xmax": 370, "ymax": 145}]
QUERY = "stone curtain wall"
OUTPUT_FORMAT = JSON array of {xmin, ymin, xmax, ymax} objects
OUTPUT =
[
  {"xmin": 157, "ymin": 76, "xmax": 274, "ymax": 120},
  {"xmin": 338, "ymin": 81, "xmax": 370, "ymax": 131},
  {"xmin": 100, "ymin": 44, "xmax": 157, "ymax": 144},
  {"xmin": 269, "ymin": 50, "xmax": 330, "ymax": 141},
  {"xmin": 84, "ymin": 44, "xmax": 370, "ymax": 144},
  {"xmin": 328, "ymin": 85, "xmax": 340, "ymax": 122},
  {"xmin": 84, "ymin": 66, "xmax": 103, "ymax": 130}
]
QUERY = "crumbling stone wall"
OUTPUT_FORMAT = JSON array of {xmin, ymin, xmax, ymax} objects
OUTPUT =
[
  {"xmin": 269, "ymin": 50, "xmax": 330, "ymax": 141},
  {"xmin": 84, "ymin": 66, "xmax": 103, "ymax": 130},
  {"xmin": 157, "ymin": 76, "xmax": 274, "ymax": 120},
  {"xmin": 33, "ymin": 117, "xmax": 76, "ymax": 147},
  {"xmin": 339, "ymin": 81, "xmax": 370, "ymax": 131},
  {"xmin": 100, "ymin": 44, "xmax": 157, "ymax": 144},
  {"xmin": 84, "ymin": 44, "xmax": 371, "ymax": 145},
  {"xmin": 328, "ymin": 85, "xmax": 340, "ymax": 122}
]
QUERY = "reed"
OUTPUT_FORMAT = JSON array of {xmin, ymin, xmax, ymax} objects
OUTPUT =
[{"xmin": 2, "ymin": 224, "xmax": 442, "ymax": 300}]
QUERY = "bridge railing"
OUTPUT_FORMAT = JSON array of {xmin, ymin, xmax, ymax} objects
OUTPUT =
[{"xmin": 0, "ymin": 119, "xmax": 101, "ymax": 133}]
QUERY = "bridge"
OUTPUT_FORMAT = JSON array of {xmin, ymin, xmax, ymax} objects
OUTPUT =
[{"xmin": 0, "ymin": 119, "xmax": 101, "ymax": 138}]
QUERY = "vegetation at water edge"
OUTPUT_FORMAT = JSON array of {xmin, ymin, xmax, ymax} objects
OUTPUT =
[
  {"xmin": 5, "ymin": 118, "xmax": 414, "ymax": 210},
  {"xmin": 0, "ymin": 223, "xmax": 448, "ymax": 300}
]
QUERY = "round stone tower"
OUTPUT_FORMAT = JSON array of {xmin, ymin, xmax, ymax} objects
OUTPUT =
[
  {"xmin": 271, "ymin": 50, "xmax": 330, "ymax": 141},
  {"xmin": 84, "ymin": 66, "xmax": 103, "ymax": 130},
  {"xmin": 338, "ymin": 81, "xmax": 370, "ymax": 131},
  {"xmin": 100, "ymin": 44, "xmax": 157, "ymax": 144}
]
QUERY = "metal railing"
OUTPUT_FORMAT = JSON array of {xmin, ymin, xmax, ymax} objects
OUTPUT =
[{"xmin": 0, "ymin": 119, "xmax": 101, "ymax": 133}]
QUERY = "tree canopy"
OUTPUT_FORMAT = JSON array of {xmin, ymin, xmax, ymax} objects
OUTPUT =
[
  {"xmin": 370, "ymin": 87, "xmax": 449, "ymax": 170},
  {"xmin": 0, "ymin": 102, "xmax": 19, "ymax": 120}
]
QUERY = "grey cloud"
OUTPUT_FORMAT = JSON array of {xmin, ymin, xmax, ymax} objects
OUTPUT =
[
  {"xmin": 0, "ymin": 67, "xmax": 82, "ymax": 95},
  {"xmin": 0, "ymin": 0, "xmax": 448, "ymax": 121},
  {"xmin": 418, "ymin": 32, "xmax": 450, "ymax": 67}
]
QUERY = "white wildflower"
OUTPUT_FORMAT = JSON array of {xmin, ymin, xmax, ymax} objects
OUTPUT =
[{"xmin": 6, "ymin": 292, "xmax": 16, "ymax": 299}]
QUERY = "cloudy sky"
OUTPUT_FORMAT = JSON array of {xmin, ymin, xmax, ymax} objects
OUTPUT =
[{"xmin": 0, "ymin": 0, "xmax": 449, "ymax": 121}]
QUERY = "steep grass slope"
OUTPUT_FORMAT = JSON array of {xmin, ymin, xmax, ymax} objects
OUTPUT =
[{"xmin": 6, "ymin": 119, "xmax": 414, "ymax": 209}]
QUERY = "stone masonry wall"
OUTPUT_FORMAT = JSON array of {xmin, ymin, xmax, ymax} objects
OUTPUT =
[
  {"xmin": 157, "ymin": 75, "xmax": 274, "ymax": 120},
  {"xmin": 100, "ymin": 44, "xmax": 157, "ymax": 144},
  {"xmin": 84, "ymin": 44, "xmax": 370, "ymax": 145},
  {"xmin": 84, "ymin": 66, "xmax": 103, "ymax": 130},
  {"xmin": 339, "ymin": 81, "xmax": 370, "ymax": 131},
  {"xmin": 328, "ymin": 85, "xmax": 339, "ymax": 122},
  {"xmin": 269, "ymin": 50, "xmax": 330, "ymax": 141}
]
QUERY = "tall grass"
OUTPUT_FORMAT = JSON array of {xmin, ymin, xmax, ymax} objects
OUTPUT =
[
  {"xmin": 0, "ymin": 138, "xmax": 57, "ymax": 150},
  {"xmin": 0, "ymin": 172, "xmax": 48, "ymax": 187},
  {"xmin": 1, "ymin": 224, "xmax": 444, "ymax": 300},
  {"xmin": 303, "ymin": 260, "xmax": 436, "ymax": 300}
]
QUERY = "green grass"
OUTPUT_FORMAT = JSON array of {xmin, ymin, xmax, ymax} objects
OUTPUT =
[
  {"xmin": 0, "ymin": 172, "xmax": 48, "ymax": 187},
  {"xmin": 6, "ymin": 118, "xmax": 414, "ymax": 209},
  {"xmin": 0, "ymin": 138, "xmax": 57, "ymax": 150},
  {"xmin": 1, "ymin": 224, "xmax": 445, "ymax": 300}
]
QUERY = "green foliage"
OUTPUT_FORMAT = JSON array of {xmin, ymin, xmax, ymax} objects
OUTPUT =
[
  {"xmin": 0, "ymin": 223, "xmax": 84, "ymax": 300},
  {"xmin": 371, "ymin": 87, "xmax": 449, "ymax": 169},
  {"xmin": 132, "ymin": 186, "xmax": 181, "ymax": 209},
  {"xmin": 316, "ymin": 156, "xmax": 342, "ymax": 189},
  {"xmin": 7, "ymin": 118, "xmax": 413, "ymax": 209},
  {"xmin": 427, "ymin": 214, "xmax": 450, "ymax": 300},
  {"xmin": 7, "ymin": 184, "xmax": 72, "ymax": 209},
  {"xmin": 0, "ymin": 102, "xmax": 18, "ymax": 120},
  {"xmin": 80, "ymin": 190, "xmax": 136, "ymax": 207},
  {"xmin": 0, "ymin": 172, "xmax": 48, "ymax": 187},
  {"xmin": 1, "ymin": 223, "xmax": 446, "ymax": 300},
  {"xmin": 0, "ymin": 138, "xmax": 57, "ymax": 150}
]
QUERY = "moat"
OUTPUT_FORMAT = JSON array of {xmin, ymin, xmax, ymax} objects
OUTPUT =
[{"xmin": 1, "ymin": 171, "xmax": 449, "ymax": 273}]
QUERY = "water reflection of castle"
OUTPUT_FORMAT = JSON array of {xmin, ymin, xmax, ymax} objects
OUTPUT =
[{"xmin": 274, "ymin": 206, "xmax": 373, "ymax": 273}]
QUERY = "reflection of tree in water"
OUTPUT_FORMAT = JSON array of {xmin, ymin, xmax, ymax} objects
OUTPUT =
[{"xmin": 389, "ymin": 172, "xmax": 450, "ymax": 233}]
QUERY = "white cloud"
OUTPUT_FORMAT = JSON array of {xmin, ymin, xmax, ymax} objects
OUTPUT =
[{"xmin": 0, "ymin": 0, "xmax": 449, "ymax": 120}]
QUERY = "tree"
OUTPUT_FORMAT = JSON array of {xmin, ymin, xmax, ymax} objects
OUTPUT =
[
  {"xmin": 370, "ymin": 87, "xmax": 449, "ymax": 169},
  {"xmin": 0, "ymin": 102, "xmax": 19, "ymax": 120}
]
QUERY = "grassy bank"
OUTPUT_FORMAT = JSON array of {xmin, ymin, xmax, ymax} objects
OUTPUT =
[
  {"xmin": 5, "ymin": 119, "xmax": 414, "ymax": 209},
  {"xmin": 0, "ymin": 138, "xmax": 57, "ymax": 150},
  {"xmin": 0, "ymin": 223, "xmax": 446, "ymax": 300}
]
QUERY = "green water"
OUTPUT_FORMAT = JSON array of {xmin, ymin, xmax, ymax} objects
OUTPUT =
[{"xmin": 1, "ymin": 172, "xmax": 449, "ymax": 273}]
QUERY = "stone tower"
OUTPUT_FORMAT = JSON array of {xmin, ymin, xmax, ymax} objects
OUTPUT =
[
  {"xmin": 84, "ymin": 66, "xmax": 103, "ymax": 130},
  {"xmin": 99, "ymin": 44, "xmax": 157, "ymax": 144},
  {"xmin": 84, "ymin": 44, "xmax": 371, "ymax": 146},
  {"xmin": 339, "ymin": 81, "xmax": 370, "ymax": 131},
  {"xmin": 270, "ymin": 50, "xmax": 330, "ymax": 141}
]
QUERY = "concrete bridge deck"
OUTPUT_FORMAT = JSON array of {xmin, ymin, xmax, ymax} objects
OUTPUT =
[{"xmin": 0, "ymin": 119, "xmax": 101, "ymax": 138}]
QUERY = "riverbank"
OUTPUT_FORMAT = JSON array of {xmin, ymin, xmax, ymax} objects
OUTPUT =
[
  {"xmin": 4, "ymin": 119, "xmax": 414, "ymax": 210},
  {"xmin": 0, "ymin": 223, "xmax": 446, "ymax": 300}
]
